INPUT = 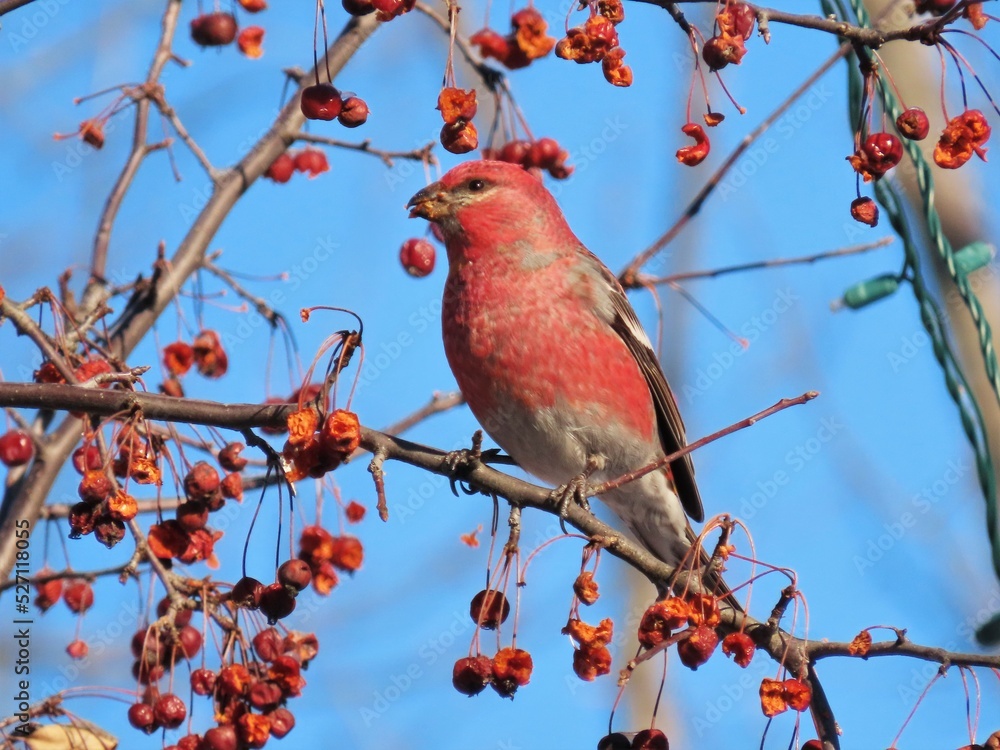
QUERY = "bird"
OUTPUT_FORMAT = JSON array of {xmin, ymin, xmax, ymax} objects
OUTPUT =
[{"xmin": 407, "ymin": 160, "xmax": 709, "ymax": 580}]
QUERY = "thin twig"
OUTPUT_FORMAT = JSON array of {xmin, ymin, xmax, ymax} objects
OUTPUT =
[{"xmin": 294, "ymin": 132, "xmax": 437, "ymax": 169}]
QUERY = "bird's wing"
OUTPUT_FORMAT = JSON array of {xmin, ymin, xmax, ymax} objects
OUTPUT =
[{"xmin": 582, "ymin": 249, "xmax": 705, "ymax": 522}]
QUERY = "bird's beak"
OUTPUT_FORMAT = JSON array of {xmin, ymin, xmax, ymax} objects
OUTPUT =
[{"xmin": 407, "ymin": 181, "xmax": 449, "ymax": 221}]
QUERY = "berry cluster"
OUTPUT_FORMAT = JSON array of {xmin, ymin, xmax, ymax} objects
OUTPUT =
[
  {"xmin": 482, "ymin": 137, "xmax": 572, "ymax": 179},
  {"xmin": 555, "ymin": 4, "xmax": 632, "ymax": 88},
  {"xmin": 470, "ymin": 7, "xmax": 556, "ymax": 70},
  {"xmin": 280, "ymin": 407, "xmax": 361, "ymax": 481},
  {"xmin": 300, "ymin": 84, "xmax": 369, "ymax": 127},
  {"xmin": 263, "ymin": 148, "xmax": 331, "ymax": 183},
  {"xmin": 451, "ymin": 589, "xmax": 536, "ymax": 698},
  {"xmin": 125, "ymin": 596, "xmax": 315, "ymax": 748},
  {"xmin": 702, "ymin": 2, "xmax": 755, "ymax": 71},
  {"xmin": 437, "ymin": 87, "xmax": 479, "ymax": 154},
  {"xmin": 190, "ymin": 8, "xmax": 266, "ymax": 59},
  {"xmin": 298, "ymin": 524, "xmax": 364, "ymax": 595},
  {"xmin": 162, "ymin": 330, "xmax": 229, "ymax": 397}
]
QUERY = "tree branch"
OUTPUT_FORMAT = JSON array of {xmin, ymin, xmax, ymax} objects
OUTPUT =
[{"xmin": 0, "ymin": 13, "xmax": 382, "ymax": 584}]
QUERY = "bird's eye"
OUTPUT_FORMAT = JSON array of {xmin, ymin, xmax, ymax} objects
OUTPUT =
[{"xmin": 468, "ymin": 179, "xmax": 486, "ymax": 192}]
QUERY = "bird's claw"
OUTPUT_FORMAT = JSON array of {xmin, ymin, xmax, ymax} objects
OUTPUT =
[{"xmin": 551, "ymin": 475, "xmax": 592, "ymax": 518}]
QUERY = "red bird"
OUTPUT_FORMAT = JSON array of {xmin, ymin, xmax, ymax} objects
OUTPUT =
[{"xmin": 408, "ymin": 160, "xmax": 704, "ymax": 570}]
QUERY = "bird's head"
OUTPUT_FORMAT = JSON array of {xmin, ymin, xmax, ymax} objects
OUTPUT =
[{"xmin": 407, "ymin": 160, "xmax": 573, "ymax": 255}]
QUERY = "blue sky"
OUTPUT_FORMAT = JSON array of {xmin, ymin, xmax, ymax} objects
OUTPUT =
[{"xmin": 1, "ymin": 1, "xmax": 999, "ymax": 748}]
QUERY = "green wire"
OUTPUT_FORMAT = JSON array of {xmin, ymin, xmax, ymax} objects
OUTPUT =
[{"xmin": 820, "ymin": 0, "xmax": 1000, "ymax": 638}]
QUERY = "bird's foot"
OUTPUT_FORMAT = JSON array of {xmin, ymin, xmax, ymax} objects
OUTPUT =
[
  {"xmin": 550, "ymin": 457, "xmax": 604, "ymax": 519},
  {"xmin": 443, "ymin": 430, "xmax": 485, "ymax": 475}
]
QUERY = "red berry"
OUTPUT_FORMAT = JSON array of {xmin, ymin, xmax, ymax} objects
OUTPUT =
[
  {"xmin": 702, "ymin": 34, "xmax": 746, "ymax": 70},
  {"xmin": 63, "ymin": 580, "xmax": 94, "ymax": 613},
  {"xmin": 399, "ymin": 238, "xmax": 436, "ymax": 277},
  {"xmin": 176, "ymin": 625, "xmax": 203, "ymax": 659},
  {"xmin": 191, "ymin": 667, "xmax": 217, "ymax": 696},
  {"xmin": 469, "ymin": 589, "xmax": 510, "ymax": 630},
  {"xmin": 203, "ymin": 725, "xmax": 239, "ymax": 750},
  {"xmin": 268, "ymin": 707, "xmax": 296, "ymax": 738},
  {"xmin": 34, "ymin": 572, "xmax": 62, "ymax": 612},
  {"xmin": 861, "ymin": 131, "xmax": 903, "ymax": 177},
  {"xmin": 68, "ymin": 502, "xmax": 97, "ymax": 538},
  {"xmin": 528, "ymin": 137, "xmax": 560, "ymax": 169},
  {"xmin": 265, "ymin": 152, "xmax": 295, "ymax": 183},
  {"xmin": 293, "ymin": 147, "xmax": 330, "ymax": 178},
  {"xmin": 72, "ymin": 445, "xmax": 102, "ymax": 474},
  {"xmin": 218, "ymin": 442, "xmax": 248, "ymax": 472},
  {"xmin": 153, "ymin": 693, "xmax": 187, "ymax": 729},
  {"xmin": 248, "ymin": 679, "xmax": 283, "ymax": 710},
  {"xmin": 0, "ymin": 430, "xmax": 33, "ymax": 467},
  {"xmin": 66, "ymin": 639, "xmax": 88, "ymax": 659},
  {"xmin": 300, "ymin": 83, "xmax": 343, "ymax": 121},
  {"xmin": 597, "ymin": 734, "xmax": 631, "ymax": 750},
  {"xmin": 190, "ymin": 12, "xmax": 238, "ymax": 47},
  {"xmin": 253, "ymin": 627, "xmax": 285, "ymax": 662},
  {"xmin": 156, "ymin": 595, "xmax": 193, "ymax": 627},
  {"xmin": 94, "ymin": 515, "xmax": 126, "ymax": 548},
  {"xmin": 176, "ymin": 500, "xmax": 209, "ymax": 531},
  {"xmin": 184, "ymin": 461, "xmax": 220, "ymax": 501},
  {"xmin": 176, "ymin": 734, "xmax": 203, "ymax": 750},
  {"xmin": 631, "ymin": 729, "xmax": 669, "ymax": 750},
  {"xmin": 277, "ymin": 559, "xmax": 312, "ymax": 592},
  {"xmin": 677, "ymin": 625, "xmax": 719, "ymax": 670},
  {"xmin": 232, "ymin": 576, "xmax": 265, "ymax": 609},
  {"xmin": 260, "ymin": 582, "xmax": 297, "ymax": 623},
  {"xmin": 498, "ymin": 139, "xmax": 531, "ymax": 166},
  {"xmin": 338, "ymin": 96, "xmax": 370, "ymax": 128},
  {"xmin": 128, "ymin": 702, "xmax": 158, "ymax": 734},
  {"xmin": 342, "ymin": 0, "xmax": 375, "ymax": 14},
  {"xmin": 452, "ymin": 655, "xmax": 493, "ymax": 695},
  {"xmin": 896, "ymin": 107, "xmax": 930, "ymax": 141},
  {"xmin": 440, "ymin": 119, "xmax": 478, "ymax": 154}
]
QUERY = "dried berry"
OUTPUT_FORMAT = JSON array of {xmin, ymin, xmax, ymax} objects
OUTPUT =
[
  {"xmin": 676, "ymin": 123, "xmax": 710, "ymax": 166},
  {"xmin": 850, "ymin": 196, "xmax": 879, "ymax": 227},
  {"xmin": 237, "ymin": 26, "xmax": 265, "ymax": 58},
  {"xmin": 163, "ymin": 342, "xmax": 195, "ymax": 376},
  {"xmin": 452, "ymin": 655, "xmax": 493, "ymax": 695},
  {"xmin": 896, "ymin": 107, "xmax": 929, "ymax": 141},
  {"xmin": 338, "ymin": 96, "xmax": 370, "ymax": 128},
  {"xmin": 934, "ymin": 109, "xmax": 991, "ymax": 169},
  {"xmin": 192, "ymin": 329, "xmax": 228, "ymax": 378},
  {"xmin": 721, "ymin": 631, "xmax": 756, "ymax": 667},
  {"xmin": 676, "ymin": 625, "xmax": 719, "ymax": 669},
  {"xmin": 218, "ymin": 442, "xmax": 248, "ymax": 471},
  {"xmin": 491, "ymin": 647, "xmax": 533, "ymax": 697},
  {"xmin": 66, "ymin": 639, "xmax": 89, "ymax": 659}
]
